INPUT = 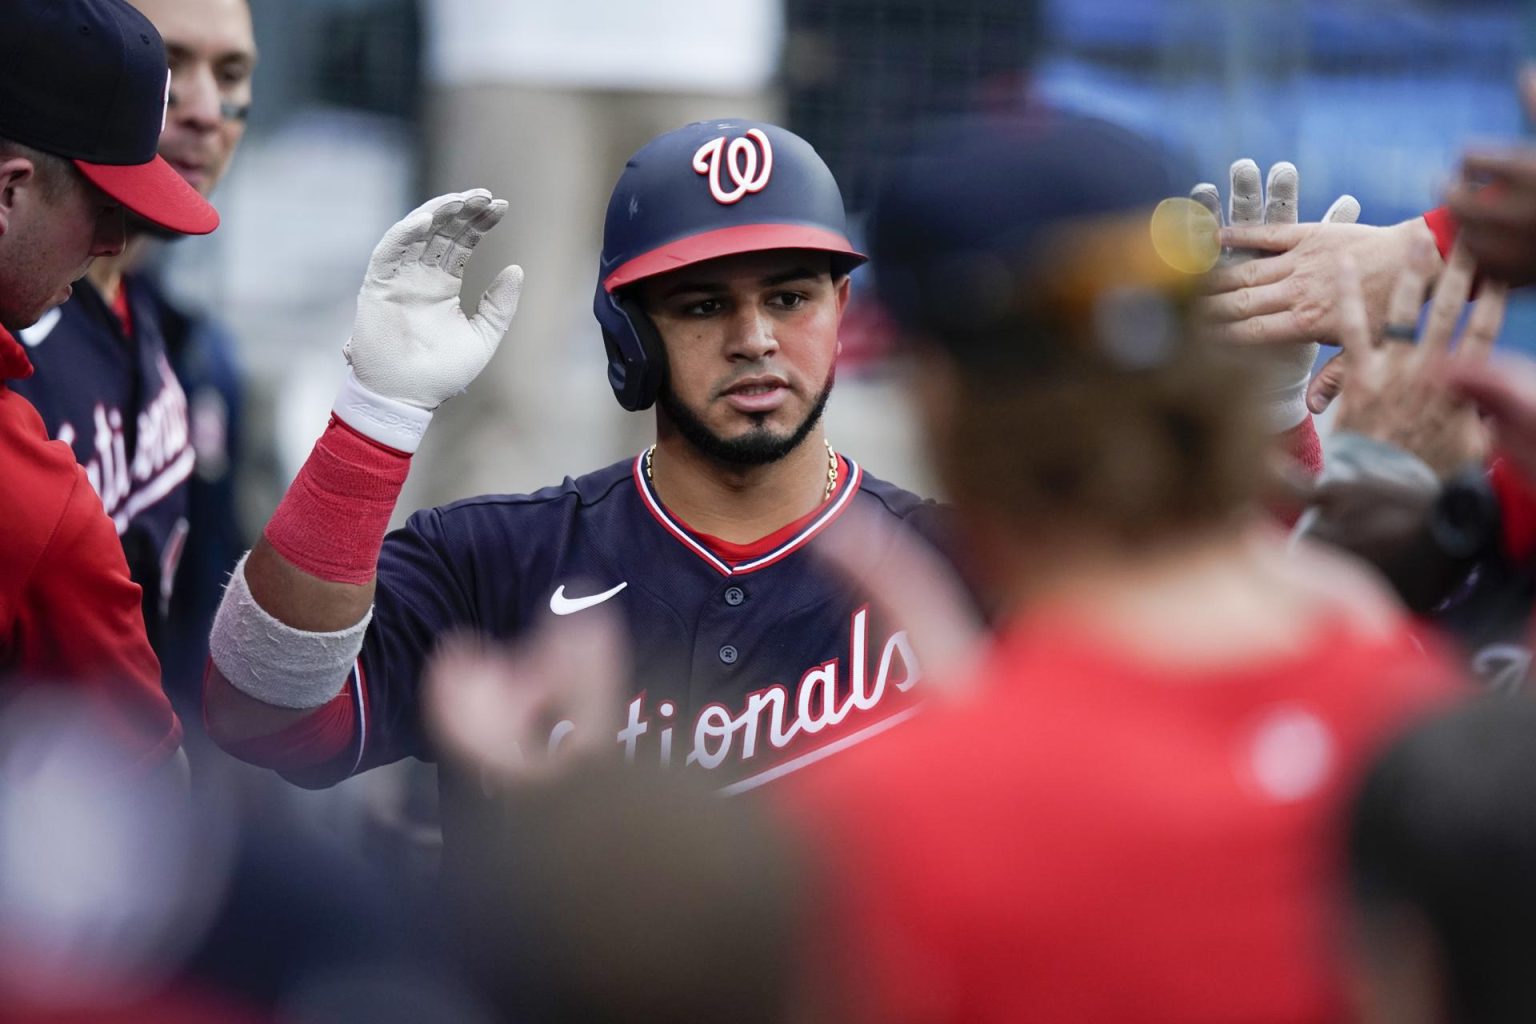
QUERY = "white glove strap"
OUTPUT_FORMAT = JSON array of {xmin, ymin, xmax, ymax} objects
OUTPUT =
[
  {"xmin": 333, "ymin": 369, "xmax": 433, "ymax": 454},
  {"xmin": 210, "ymin": 553, "xmax": 373, "ymax": 710}
]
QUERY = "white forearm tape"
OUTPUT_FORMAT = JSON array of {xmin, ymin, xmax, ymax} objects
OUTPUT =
[
  {"xmin": 209, "ymin": 553, "xmax": 373, "ymax": 710},
  {"xmin": 1253, "ymin": 342, "xmax": 1319, "ymax": 433}
]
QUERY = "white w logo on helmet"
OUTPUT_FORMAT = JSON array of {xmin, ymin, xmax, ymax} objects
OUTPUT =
[{"xmin": 692, "ymin": 129, "xmax": 774, "ymax": 205}]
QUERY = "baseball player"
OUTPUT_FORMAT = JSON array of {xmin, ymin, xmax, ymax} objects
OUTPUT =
[
  {"xmin": 0, "ymin": 0, "xmax": 219, "ymax": 770},
  {"xmin": 204, "ymin": 121, "xmax": 946, "ymax": 814},
  {"xmin": 11, "ymin": 0, "xmax": 256, "ymax": 695},
  {"xmin": 783, "ymin": 114, "xmax": 1464, "ymax": 1024}
]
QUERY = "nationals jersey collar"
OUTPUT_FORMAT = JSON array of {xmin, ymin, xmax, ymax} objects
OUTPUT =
[{"xmin": 632, "ymin": 448, "xmax": 863, "ymax": 576}]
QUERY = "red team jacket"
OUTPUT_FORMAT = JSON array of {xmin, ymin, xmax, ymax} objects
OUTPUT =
[
  {"xmin": 0, "ymin": 325, "xmax": 180, "ymax": 770},
  {"xmin": 787, "ymin": 608, "xmax": 1460, "ymax": 1024}
]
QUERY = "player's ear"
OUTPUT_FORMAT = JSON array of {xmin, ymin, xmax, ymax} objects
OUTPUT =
[
  {"xmin": 834, "ymin": 273, "xmax": 852, "ymax": 320},
  {"xmin": 0, "ymin": 157, "xmax": 37, "ymax": 238}
]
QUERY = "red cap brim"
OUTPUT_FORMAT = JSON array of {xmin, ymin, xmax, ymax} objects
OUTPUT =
[
  {"xmin": 74, "ymin": 154, "xmax": 219, "ymax": 236},
  {"xmin": 603, "ymin": 224, "xmax": 865, "ymax": 292}
]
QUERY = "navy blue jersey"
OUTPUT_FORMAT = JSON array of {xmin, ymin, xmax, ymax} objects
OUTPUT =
[
  {"xmin": 296, "ymin": 454, "xmax": 949, "ymax": 799},
  {"xmin": 12, "ymin": 278, "xmax": 192, "ymax": 653},
  {"xmin": 156, "ymin": 283, "xmax": 250, "ymax": 715}
]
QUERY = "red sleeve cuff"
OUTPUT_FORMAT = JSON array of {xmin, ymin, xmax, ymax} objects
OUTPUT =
[
  {"xmin": 1423, "ymin": 206, "xmax": 1459, "ymax": 263},
  {"xmin": 208, "ymin": 678, "xmax": 358, "ymax": 774}
]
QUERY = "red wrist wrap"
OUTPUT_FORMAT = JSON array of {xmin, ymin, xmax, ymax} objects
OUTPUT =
[
  {"xmin": 264, "ymin": 416, "xmax": 410, "ymax": 585},
  {"xmin": 1267, "ymin": 417, "xmax": 1323, "ymax": 528},
  {"xmin": 1279, "ymin": 415, "xmax": 1323, "ymax": 478},
  {"xmin": 1491, "ymin": 455, "xmax": 1536, "ymax": 564}
]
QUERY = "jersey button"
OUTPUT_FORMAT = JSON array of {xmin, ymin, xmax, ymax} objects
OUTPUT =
[
  {"xmin": 724, "ymin": 586, "xmax": 745, "ymax": 607},
  {"xmin": 718, "ymin": 644, "xmax": 739, "ymax": 665}
]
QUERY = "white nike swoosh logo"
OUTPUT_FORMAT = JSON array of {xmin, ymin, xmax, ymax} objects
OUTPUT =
[{"xmin": 549, "ymin": 582, "xmax": 628, "ymax": 615}]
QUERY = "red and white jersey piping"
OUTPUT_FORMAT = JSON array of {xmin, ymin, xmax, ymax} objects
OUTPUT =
[{"xmin": 631, "ymin": 450, "xmax": 863, "ymax": 576}]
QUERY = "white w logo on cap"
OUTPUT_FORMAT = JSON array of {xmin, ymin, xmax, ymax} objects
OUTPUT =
[{"xmin": 692, "ymin": 129, "xmax": 774, "ymax": 206}]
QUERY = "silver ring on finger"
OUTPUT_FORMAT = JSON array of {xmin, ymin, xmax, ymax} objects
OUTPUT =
[{"xmin": 1381, "ymin": 323, "xmax": 1418, "ymax": 342}]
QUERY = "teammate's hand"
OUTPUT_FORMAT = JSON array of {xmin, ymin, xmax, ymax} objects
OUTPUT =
[
  {"xmin": 423, "ymin": 614, "xmax": 625, "ymax": 789},
  {"xmin": 1331, "ymin": 238, "xmax": 1507, "ymax": 478},
  {"xmin": 344, "ymin": 189, "xmax": 523, "ymax": 411},
  {"xmin": 1445, "ymin": 66, "xmax": 1536, "ymax": 288},
  {"xmin": 813, "ymin": 508, "xmax": 983, "ymax": 697},
  {"xmin": 1203, "ymin": 216, "xmax": 1440, "ymax": 351},
  {"xmin": 1446, "ymin": 356, "xmax": 1536, "ymax": 487},
  {"xmin": 1189, "ymin": 160, "xmax": 1359, "ymax": 428}
]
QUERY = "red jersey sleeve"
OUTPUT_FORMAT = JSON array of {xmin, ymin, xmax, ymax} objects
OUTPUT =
[{"xmin": 14, "ymin": 469, "xmax": 182, "ymax": 771}]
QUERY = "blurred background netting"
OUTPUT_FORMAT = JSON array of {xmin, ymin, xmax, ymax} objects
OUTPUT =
[{"xmin": 149, "ymin": 0, "xmax": 1536, "ymax": 847}]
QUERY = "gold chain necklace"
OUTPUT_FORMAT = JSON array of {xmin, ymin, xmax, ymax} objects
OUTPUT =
[{"xmin": 646, "ymin": 439, "xmax": 839, "ymax": 500}]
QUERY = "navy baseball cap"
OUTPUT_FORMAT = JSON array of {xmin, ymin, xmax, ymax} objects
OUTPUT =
[
  {"xmin": 868, "ymin": 112, "xmax": 1192, "ymax": 350},
  {"xmin": 0, "ymin": 0, "xmax": 219, "ymax": 235},
  {"xmin": 598, "ymin": 119, "xmax": 865, "ymax": 294}
]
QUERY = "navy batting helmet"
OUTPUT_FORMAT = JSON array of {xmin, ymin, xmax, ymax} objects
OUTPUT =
[{"xmin": 594, "ymin": 119, "xmax": 866, "ymax": 411}]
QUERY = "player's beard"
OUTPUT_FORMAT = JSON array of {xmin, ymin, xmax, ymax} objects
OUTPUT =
[{"xmin": 659, "ymin": 367, "xmax": 835, "ymax": 467}]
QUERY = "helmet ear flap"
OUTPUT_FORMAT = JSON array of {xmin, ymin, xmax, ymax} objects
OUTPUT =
[{"xmin": 601, "ymin": 293, "xmax": 669, "ymax": 411}]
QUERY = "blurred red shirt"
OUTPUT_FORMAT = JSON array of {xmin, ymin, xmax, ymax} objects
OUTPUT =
[
  {"xmin": 0, "ymin": 325, "xmax": 180, "ymax": 771},
  {"xmin": 785, "ymin": 609, "xmax": 1459, "ymax": 1024}
]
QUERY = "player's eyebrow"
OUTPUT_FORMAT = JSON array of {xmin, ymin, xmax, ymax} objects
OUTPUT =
[
  {"xmin": 166, "ymin": 43, "xmax": 258, "ymax": 69},
  {"xmin": 759, "ymin": 267, "xmax": 825, "ymax": 287},
  {"xmin": 658, "ymin": 265, "xmax": 825, "ymax": 300}
]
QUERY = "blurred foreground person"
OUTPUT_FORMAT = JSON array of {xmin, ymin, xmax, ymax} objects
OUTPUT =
[
  {"xmin": 0, "ymin": 0, "xmax": 220, "ymax": 773},
  {"xmin": 784, "ymin": 115, "xmax": 1462, "ymax": 1024},
  {"xmin": 11, "ymin": 0, "xmax": 257, "ymax": 716},
  {"xmin": 1347, "ymin": 697, "xmax": 1536, "ymax": 1024},
  {"xmin": 0, "ymin": 692, "xmax": 485, "ymax": 1023}
]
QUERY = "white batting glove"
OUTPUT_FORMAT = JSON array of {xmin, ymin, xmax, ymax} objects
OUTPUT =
[
  {"xmin": 334, "ymin": 189, "xmax": 523, "ymax": 453},
  {"xmin": 1191, "ymin": 161, "xmax": 1359, "ymax": 432}
]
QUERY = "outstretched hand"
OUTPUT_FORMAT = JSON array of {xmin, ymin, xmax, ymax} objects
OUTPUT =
[
  {"xmin": 813, "ymin": 508, "xmax": 985, "ymax": 698},
  {"xmin": 1331, "ymin": 238, "xmax": 1507, "ymax": 478},
  {"xmin": 345, "ymin": 189, "xmax": 524, "ymax": 411},
  {"xmin": 424, "ymin": 613, "xmax": 626, "ymax": 789},
  {"xmin": 1189, "ymin": 159, "xmax": 1358, "ymax": 426},
  {"xmin": 1200, "ymin": 217, "xmax": 1440, "ymax": 353},
  {"xmin": 1445, "ymin": 357, "xmax": 1536, "ymax": 487}
]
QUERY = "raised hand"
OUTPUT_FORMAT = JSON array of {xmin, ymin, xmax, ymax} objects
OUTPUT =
[
  {"xmin": 424, "ymin": 613, "xmax": 626, "ymax": 789},
  {"xmin": 345, "ymin": 189, "xmax": 524, "ymax": 413},
  {"xmin": 1201, "ymin": 214, "xmax": 1438, "ymax": 354},
  {"xmin": 1190, "ymin": 160, "xmax": 1359, "ymax": 427},
  {"xmin": 1332, "ymin": 239, "xmax": 1508, "ymax": 478}
]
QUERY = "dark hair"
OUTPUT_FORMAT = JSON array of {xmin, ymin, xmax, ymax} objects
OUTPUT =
[
  {"xmin": 1348, "ymin": 696, "xmax": 1536, "ymax": 1024},
  {"xmin": 930, "ymin": 326, "xmax": 1266, "ymax": 544}
]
